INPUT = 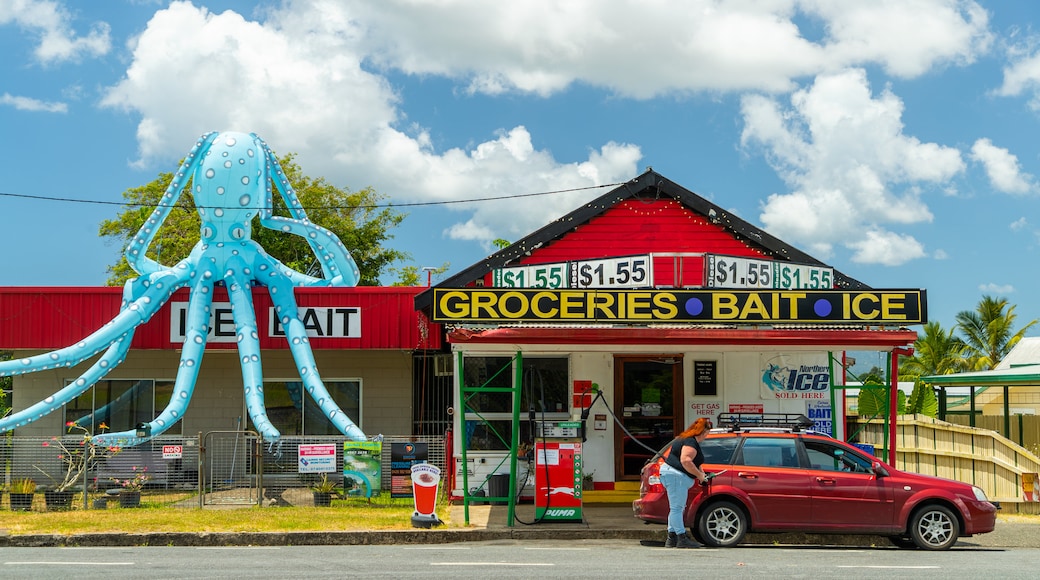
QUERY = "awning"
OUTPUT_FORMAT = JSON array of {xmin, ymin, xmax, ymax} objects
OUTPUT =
[
  {"xmin": 923, "ymin": 364, "xmax": 1040, "ymax": 386},
  {"xmin": 447, "ymin": 325, "xmax": 918, "ymax": 348}
]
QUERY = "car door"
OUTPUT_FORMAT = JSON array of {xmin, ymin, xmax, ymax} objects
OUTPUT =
[
  {"xmin": 804, "ymin": 439, "xmax": 895, "ymax": 532},
  {"xmin": 731, "ymin": 435, "xmax": 813, "ymax": 529}
]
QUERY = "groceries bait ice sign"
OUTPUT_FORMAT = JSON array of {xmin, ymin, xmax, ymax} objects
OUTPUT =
[{"xmin": 761, "ymin": 354, "xmax": 830, "ymax": 400}]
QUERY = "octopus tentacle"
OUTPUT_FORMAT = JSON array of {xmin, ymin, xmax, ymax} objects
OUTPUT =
[
  {"xmin": 94, "ymin": 268, "xmax": 217, "ymax": 447},
  {"xmin": 264, "ymin": 257, "xmax": 366, "ymax": 441},
  {"xmin": 0, "ymin": 268, "xmax": 190, "ymax": 433},
  {"xmin": 254, "ymin": 133, "xmax": 360, "ymax": 287},
  {"xmin": 126, "ymin": 132, "xmax": 218, "ymax": 276},
  {"xmin": 226, "ymin": 260, "xmax": 279, "ymax": 441}
]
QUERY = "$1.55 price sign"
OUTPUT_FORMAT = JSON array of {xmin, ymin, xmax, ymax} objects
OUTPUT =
[
  {"xmin": 570, "ymin": 255, "xmax": 652, "ymax": 289},
  {"xmin": 493, "ymin": 263, "xmax": 568, "ymax": 289},
  {"xmin": 706, "ymin": 254, "xmax": 833, "ymax": 290}
]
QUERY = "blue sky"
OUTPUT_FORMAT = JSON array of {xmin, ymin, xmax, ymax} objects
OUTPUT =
[{"xmin": 1, "ymin": 0, "xmax": 1039, "ymax": 337}]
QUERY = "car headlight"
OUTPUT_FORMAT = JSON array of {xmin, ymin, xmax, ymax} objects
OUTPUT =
[{"xmin": 971, "ymin": 486, "xmax": 989, "ymax": 502}]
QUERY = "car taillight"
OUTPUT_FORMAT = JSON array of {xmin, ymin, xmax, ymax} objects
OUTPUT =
[{"xmin": 645, "ymin": 462, "xmax": 663, "ymax": 492}]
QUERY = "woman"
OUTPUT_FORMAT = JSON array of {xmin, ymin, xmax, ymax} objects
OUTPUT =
[{"xmin": 659, "ymin": 417, "xmax": 713, "ymax": 548}]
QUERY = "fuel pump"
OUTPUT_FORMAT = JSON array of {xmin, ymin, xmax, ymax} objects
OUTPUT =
[{"xmin": 533, "ymin": 420, "xmax": 584, "ymax": 522}]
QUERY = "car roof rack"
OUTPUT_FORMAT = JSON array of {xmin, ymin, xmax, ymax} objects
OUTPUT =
[{"xmin": 716, "ymin": 413, "xmax": 815, "ymax": 433}]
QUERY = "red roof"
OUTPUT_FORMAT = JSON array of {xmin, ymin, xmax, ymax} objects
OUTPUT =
[{"xmin": 0, "ymin": 286, "xmax": 440, "ymax": 351}]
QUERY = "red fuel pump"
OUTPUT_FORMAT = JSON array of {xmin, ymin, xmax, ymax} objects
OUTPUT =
[{"xmin": 534, "ymin": 421, "xmax": 584, "ymax": 522}]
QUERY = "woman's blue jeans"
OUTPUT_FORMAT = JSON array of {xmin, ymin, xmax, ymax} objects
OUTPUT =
[{"xmin": 659, "ymin": 462, "xmax": 695, "ymax": 533}]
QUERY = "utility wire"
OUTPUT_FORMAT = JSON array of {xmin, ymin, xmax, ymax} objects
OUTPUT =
[{"xmin": 0, "ymin": 182, "xmax": 624, "ymax": 212}]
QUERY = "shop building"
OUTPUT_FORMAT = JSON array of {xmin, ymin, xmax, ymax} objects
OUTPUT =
[{"xmin": 415, "ymin": 170, "xmax": 922, "ymax": 494}]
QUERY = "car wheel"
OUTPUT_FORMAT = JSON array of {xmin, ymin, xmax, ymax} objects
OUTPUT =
[
  {"xmin": 887, "ymin": 535, "xmax": 918, "ymax": 549},
  {"xmin": 688, "ymin": 525, "xmax": 706, "ymax": 545},
  {"xmin": 909, "ymin": 505, "xmax": 959, "ymax": 551},
  {"xmin": 697, "ymin": 500, "xmax": 747, "ymax": 547}
]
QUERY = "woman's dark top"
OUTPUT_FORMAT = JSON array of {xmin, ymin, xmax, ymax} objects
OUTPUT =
[{"xmin": 664, "ymin": 436, "xmax": 703, "ymax": 479}]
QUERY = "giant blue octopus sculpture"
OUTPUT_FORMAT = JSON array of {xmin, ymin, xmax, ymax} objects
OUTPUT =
[{"xmin": 0, "ymin": 132, "xmax": 367, "ymax": 445}]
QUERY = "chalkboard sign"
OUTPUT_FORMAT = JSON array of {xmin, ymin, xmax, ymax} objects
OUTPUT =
[{"xmin": 694, "ymin": 360, "xmax": 717, "ymax": 396}]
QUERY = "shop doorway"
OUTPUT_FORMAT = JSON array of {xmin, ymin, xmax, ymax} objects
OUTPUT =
[{"xmin": 614, "ymin": 355, "xmax": 684, "ymax": 480}]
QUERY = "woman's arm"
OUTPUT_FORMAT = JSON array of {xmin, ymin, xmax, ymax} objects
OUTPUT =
[{"xmin": 680, "ymin": 444, "xmax": 707, "ymax": 483}]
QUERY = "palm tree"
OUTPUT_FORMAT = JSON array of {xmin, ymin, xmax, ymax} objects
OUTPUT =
[
  {"xmin": 899, "ymin": 321, "xmax": 969, "ymax": 379},
  {"xmin": 955, "ymin": 296, "xmax": 1038, "ymax": 370}
]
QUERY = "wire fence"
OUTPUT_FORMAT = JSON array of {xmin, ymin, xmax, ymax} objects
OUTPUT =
[{"xmin": 0, "ymin": 433, "xmax": 445, "ymax": 511}]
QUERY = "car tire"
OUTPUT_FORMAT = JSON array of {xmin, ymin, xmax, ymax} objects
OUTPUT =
[
  {"xmin": 887, "ymin": 535, "xmax": 918, "ymax": 549},
  {"xmin": 697, "ymin": 500, "xmax": 747, "ymax": 547},
  {"xmin": 688, "ymin": 525, "xmax": 706, "ymax": 545},
  {"xmin": 909, "ymin": 504, "xmax": 959, "ymax": 551}
]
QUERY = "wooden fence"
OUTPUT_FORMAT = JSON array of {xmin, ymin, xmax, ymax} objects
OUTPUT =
[{"xmin": 855, "ymin": 415, "xmax": 1040, "ymax": 514}]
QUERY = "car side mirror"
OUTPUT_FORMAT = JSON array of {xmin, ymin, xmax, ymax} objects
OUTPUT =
[{"xmin": 872, "ymin": 461, "xmax": 889, "ymax": 477}]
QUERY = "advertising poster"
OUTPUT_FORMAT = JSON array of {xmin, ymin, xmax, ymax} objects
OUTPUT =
[
  {"xmin": 298, "ymin": 443, "xmax": 337, "ymax": 474},
  {"xmin": 343, "ymin": 441, "xmax": 382, "ymax": 498},
  {"xmin": 807, "ymin": 400, "xmax": 833, "ymax": 436},
  {"xmin": 391, "ymin": 442, "xmax": 429, "ymax": 498},
  {"xmin": 760, "ymin": 353, "xmax": 830, "ymax": 400}
]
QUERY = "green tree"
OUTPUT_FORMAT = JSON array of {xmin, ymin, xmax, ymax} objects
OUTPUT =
[
  {"xmin": 899, "ymin": 321, "xmax": 969, "ymax": 380},
  {"xmin": 99, "ymin": 153, "xmax": 408, "ymax": 286},
  {"xmin": 390, "ymin": 262, "xmax": 451, "ymax": 287},
  {"xmin": 955, "ymin": 296, "xmax": 1038, "ymax": 370}
]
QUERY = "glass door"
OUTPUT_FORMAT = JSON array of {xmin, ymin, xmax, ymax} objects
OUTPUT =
[{"xmin": 614, "ymin": 356, "xmax": 684, "ymax": 480}]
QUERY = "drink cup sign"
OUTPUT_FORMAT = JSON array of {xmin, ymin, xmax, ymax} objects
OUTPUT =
[{"xmin": 409, "ymin": 463, "xmax": 443, "ymax": 528}]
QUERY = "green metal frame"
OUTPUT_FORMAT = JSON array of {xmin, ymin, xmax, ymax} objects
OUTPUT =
[{"xmin": 457, "ymin": 351, "xmax": 522, "ymax": 527}]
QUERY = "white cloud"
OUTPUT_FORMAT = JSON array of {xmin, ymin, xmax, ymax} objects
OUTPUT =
[
  {"xmin": 847, "ymin": 229, "xmax": 927, "ymax": 266},
  {"xmin": 933, "ymin": 249, "xmax": 948, "ymax": 260},
  {"xmin": 970, "ymin": 138, "xmax": 1034, "ymax": 194},
  {"xmin": 0, "ymin": 0, "xmax": 110, "ymax": 63},
  {"xmin": 978, "ymin": 283, "xmax": 1014, "ymax": 295},
  {"xmin": 740, "ymin": 69, "xmax": 963, "ymax": 266},
  {"xmin": 1010, "ymin": 217, "xmax": 1028, "ymax": 231},
  {"xmin": 347, "ymin": 0, "xmax": 990, "ymax": 98},
  {"xmin": 0, "ymin": 92, "xmax": 66, "ymax": 112},
  {"xmin": 96, "ymin": 0, "xmax": 990, "ymax": 249},
  {"xmin": 100, "ymin": 1, "xmax": 639, "ymax": 246}
]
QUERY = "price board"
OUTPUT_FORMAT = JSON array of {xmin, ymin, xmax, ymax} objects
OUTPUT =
[
  {"xmin": 706, "ymin": 254, "xmax": 832, "ymax": 290},
  {"xmin": 493, "ymin": 262, "xmax": 569, "ymax": 289},
  {"xmin": 570, "ymin": 255, "xmax": 652, "ymax": 289}
]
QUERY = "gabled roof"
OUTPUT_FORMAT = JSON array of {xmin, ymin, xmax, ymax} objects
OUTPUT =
[{"xmin": 415, "ymin": 169, "xmax": 868, "ymax": 311}]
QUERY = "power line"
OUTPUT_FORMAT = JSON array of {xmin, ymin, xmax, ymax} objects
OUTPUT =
[{"xmin": 0, "ymin": 182, "xmax": 623, "ymax": 212}]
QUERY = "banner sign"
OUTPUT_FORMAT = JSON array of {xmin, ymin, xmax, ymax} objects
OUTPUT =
[
  {"xmin": 391, "ymin": 442, "xmax": 429, "ymax": 498},
  {"xmin": 431, "ymin": 288, "xmax": 926, "ymax": 324},
  {"xmin": 344, "ymin": 441, "xmax": 382, "ymax": 498},
  {"xmin": 298, "ymin": 443, "xmax": 337, "ymax": 474}
]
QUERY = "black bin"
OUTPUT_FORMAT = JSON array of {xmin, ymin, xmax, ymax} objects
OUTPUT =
[{"xmin": 489, "ymin": 473, "xmax": 510, "ymax": 505}]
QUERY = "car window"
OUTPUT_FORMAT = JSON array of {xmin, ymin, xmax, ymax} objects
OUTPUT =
[
  {"xmin": 736, "ymin": 437, "xmax": 799, "ymax": 468},
  {"xmin": 804, "ymin": 440, "xmax": 872, "ymax": 473},
  {"xmin": 701, "ymin": 437, "xmax": 738, "ymax": 464}
]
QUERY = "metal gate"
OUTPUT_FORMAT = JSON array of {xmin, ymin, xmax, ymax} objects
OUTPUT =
[{"xmin": 201, "ymin": 430, "xmax": 262, "ymax": 507}]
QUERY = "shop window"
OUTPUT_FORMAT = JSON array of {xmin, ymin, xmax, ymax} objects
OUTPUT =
[
  {"xmin": 462, "ymin": 356, "xmax": 568, "ymax": 451},
  {"xmin": 64, "ymin": 379, "xmax": 181, "ymax": 434},
  {"xmin": 261, "ymin": 380, "xmax": 361, "ymax": 436}
]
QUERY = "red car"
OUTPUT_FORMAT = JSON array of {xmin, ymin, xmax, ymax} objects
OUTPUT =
[{"xmin": 632, "ymin": 415, "xmax": 998, "ymax": 550}]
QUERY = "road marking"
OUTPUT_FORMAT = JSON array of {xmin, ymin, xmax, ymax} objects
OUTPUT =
[
  {"xmin": 431, "ymin": 562, "xmax": 554, "ymax": 567},
  {"xmin": 524, "ymin": 547, "xmax": 591, "ymax": 551},
  {"xmin": 4, "ymin": 565, "xmax": 136, "ymax": 569},
  {"xmin": 837, "ymin": 566, "xmax": 941, "ymax": 569},
  {"xmin": 405, "ymin": 546, "xmax": 472, "ymax": 550}
]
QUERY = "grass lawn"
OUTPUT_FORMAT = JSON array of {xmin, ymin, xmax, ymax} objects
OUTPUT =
[{"xmin": 0, "ymin": 494, "xmax": 455, "ymax": 536}]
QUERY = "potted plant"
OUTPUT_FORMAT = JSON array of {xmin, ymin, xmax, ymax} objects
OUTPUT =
[
  {"xmin": 309, "ymin": 473, "xmax": 340, "ymax": 507},
  {"xmin": 38, "ymin": 421, "xmax": 122, "ymax": 510},
  {"xmin": 111, "ymin": 466, "xmax": 150, "ymax": 508},
  {"xmin": 9, "ymin": 478, "xmax": 36, "ymax": 511}
]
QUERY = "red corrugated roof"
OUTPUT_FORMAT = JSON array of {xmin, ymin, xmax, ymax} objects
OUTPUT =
[{"xmin": 0, "ymin": 286, "xmax": 441, "ymax": 351}]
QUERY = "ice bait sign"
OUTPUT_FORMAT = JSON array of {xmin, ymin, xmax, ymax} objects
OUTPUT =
[
  {"xmin": 431, "ymin": 288, "xmax": 926, "ymax": 324},
  {"xmin": 170, "ymin": 302, "xmax": 360, "ymax": 342}
]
